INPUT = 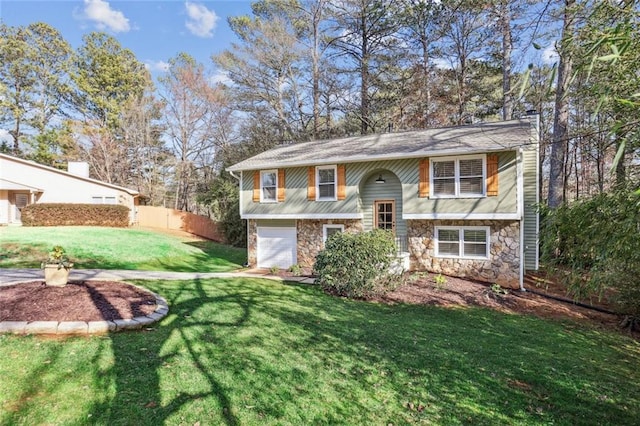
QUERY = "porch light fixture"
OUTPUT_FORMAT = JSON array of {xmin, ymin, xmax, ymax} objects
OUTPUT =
[{"xmin": 375, "ymin": 174, "xmax": 385, "ymax": 184}]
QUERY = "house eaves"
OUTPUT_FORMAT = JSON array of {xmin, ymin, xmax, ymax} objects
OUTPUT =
[
  {"xmin": 227, "ymin": 119, "xmax": 534, "ymax": 172},
  {"xmin": 0, "ymin": 153, "xmax": 139, "ymax": 196},
  {"xmin": 0, "ymin": 178, "xmax": 43, "ymax": 192}
]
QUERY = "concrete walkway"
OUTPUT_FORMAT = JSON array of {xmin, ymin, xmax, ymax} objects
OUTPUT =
[
  {"xmin": 0, "ymin": 268, "xmax": 317, "ymax": 286},
  {"xmin": 0, "ymin": 268, "xmax": 316, "ymax": 335}
]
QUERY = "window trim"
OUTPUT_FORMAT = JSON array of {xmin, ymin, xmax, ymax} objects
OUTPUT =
[
  {"xmin": 434, "ymin": 226, "xmax": 490, "ymax": 259},
  {"xmin": 260, "ymin": 169, "xmax": 278, "ymax": 203},
  {"xmin": 322, "ymin": 224, "xmax": 344, "ymax": 244},
  {"xmin": 430, "ymin": 154, "xmax": 486, "ymax": 198},
  {"xmin": 316, "ymin": 165, "xmax": 337, "ymax": 201}
]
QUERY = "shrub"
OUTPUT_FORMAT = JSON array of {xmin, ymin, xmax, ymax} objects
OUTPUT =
[
  {"xmin": 21, "ymin": 203, "xmax": 130, "ymax": 227},
  {"xmin": 288, "ymin": 264, "xmax": 302, "ymax": 276},
  {"xmin": 540, "ymin": 189, "xmax": 640, "ymax": 328},
  {"xmin": 314, "ymin": 229, "xmax": 403, "ymax": 299},
  {"xmin": 433, "ymin": 273, "xmax": 447, "ymax": 291}
]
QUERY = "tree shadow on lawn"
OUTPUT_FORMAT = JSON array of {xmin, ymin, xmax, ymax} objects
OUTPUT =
[
  {"xmin": 88, "ymin": 278, "xmax": 640, "ymax": 425},
  {"xmin": 88, "ymin": 278, "xmax": 257, "ymax": 425},
  {"xmin": 272, "ymin": 282, "xmax": 640, "ymax": 424}
]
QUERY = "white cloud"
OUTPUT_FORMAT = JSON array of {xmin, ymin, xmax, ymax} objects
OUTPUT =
[
  {"xmin": 432, "ymin": 57, "xmax": 453, "ymax": 70},
  {"xmin": 542, "ymin": 44, "xmax": 559, "ymax": 64},
  {"xmin": 0, "ymin": 129, "xmax": 11, "ymax": 145},
  {"xmin": 209, "ymin": 70, "xmax": 231, "ymax": 86},
  {"xmin": 185, "ymin": 1, "xmax": 218, "ymax": 38},
  {"xmin": 145, "ymin": 60, "xmax": 170, "ymax": 72},
  {"xmin": 81, "ymin": 0, "xmax": 130, "ymax": 33}
]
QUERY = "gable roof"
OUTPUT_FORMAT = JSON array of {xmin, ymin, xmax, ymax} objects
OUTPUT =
[
  {"xmin": 0, "ymin": 153, "xmax": 139, "ymax": 196},
  {"xmin": 228, "ymin": 118, "xmax": 535, "ymax": 172},
  {"xmin": 0, "ymin": 178, "xmax": 42, "ymax": 191}
]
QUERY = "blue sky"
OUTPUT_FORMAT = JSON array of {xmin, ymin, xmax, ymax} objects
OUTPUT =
[{"xmin": 0, "ymin": 0, "xmax": 253, "ymax": 76}]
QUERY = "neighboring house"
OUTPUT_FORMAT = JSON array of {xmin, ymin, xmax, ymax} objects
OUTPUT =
[
  {"xmin": 228, "ymin": 116, "xmax": 540, "ymax": 289},
  {"xmin": 0, "ymin": 153, "xmax": 139, "ymax": 225}
]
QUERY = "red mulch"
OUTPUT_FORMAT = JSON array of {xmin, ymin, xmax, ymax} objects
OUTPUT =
[
  {"xmin": 381, "ymin": 274, "xmax": 638, "ymax": 338},
  {"xmin": 2, "ymin": 270, "xmax": 637, "ymax": 339},
  {"xmin": 0, "ymin": 281, "xmax": 157, "ymax": 322},
  {"xmin": 278, "ymin": 269, "xmax": 637, "ymax": 338}
]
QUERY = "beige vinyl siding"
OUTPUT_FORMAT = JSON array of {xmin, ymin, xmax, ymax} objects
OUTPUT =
[
  {"xmin": 243, "ymin": 167, "xmax": 359, "ymax": 216},
  {"xmin": 256, "ymin": 219, "xmax": 296, "ymax": 227},
  {"xmin": 522, "ymin": 142, "xmax": 539, "ymax": 271},
  {"xmin": 240, "ymin": 153, "xmax": 519, "ymax": 218},
  {"xmin": 359, "ymin": 172, "xmax": 406, "ymax": 236},
  {"xmin": 403, "ymin": 151, "xmax": 518, "ymax": 216}
]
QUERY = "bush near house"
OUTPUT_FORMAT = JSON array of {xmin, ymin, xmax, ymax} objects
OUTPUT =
[
  {"xmin": 21, "ymin": 203, "xmax": 130, "ymax": 227},
  {"xmin": 314, "ymin": 229, "xmax": 402, "ymax": 298},
  {"xmin": 540, "ymin": 189, "xmax": 640, "ymax": 329}
]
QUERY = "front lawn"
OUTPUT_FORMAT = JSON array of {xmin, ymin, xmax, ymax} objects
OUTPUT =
[
  {"xmin": 1, "ymin": 278, "xmax": 639, "ymax": 425},
  {"xmin": 0, "ymin": 226, "xmax": 246, "ymax": 272}
]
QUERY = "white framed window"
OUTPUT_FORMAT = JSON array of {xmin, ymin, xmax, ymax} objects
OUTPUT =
[
  {"xmin": 435, "ymin": 226, "xmax": 489, "ymax": 259},
  {"xmin": 323, "ymin": 224, "xmax": 344, "ymax": 244},
  {"xmin": 92, "ymin": 196, "xmax": 117, "ymax": 204},
  {"xmin": 431, "ymin": 155, "xmax": 485, "ymax": 198},
  {"xmin": 260, "ymin": 169, "xmax": 277, "ymax": 202},
  {"xmin": 317, "ymin": 165, "xmax": 337, "ymax": 201}
]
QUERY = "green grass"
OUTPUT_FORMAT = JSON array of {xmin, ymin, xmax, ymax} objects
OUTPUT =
[
  {"xmin": 1, "ymin": 278, "xmax": 639, "ymax": 425},
  {"xmin": 0, "ymin": 226, "xmax": 246, "ymax": 272}
]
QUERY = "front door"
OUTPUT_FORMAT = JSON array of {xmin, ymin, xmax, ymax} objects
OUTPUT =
[
  {"xmin": 14, "ymin": 193, "xmax": 29, "ymax": 222},
  {"xmin": 374, "ymin": 200, "xmax": 395, "ymax": 234}
]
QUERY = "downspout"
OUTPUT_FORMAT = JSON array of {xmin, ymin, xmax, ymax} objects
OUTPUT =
[
  {"xmin": 228, "ymin": 169, "xmax": 242, "ymax": 217},
  {"xmin": 228, "ymin": 170, "xmax": 240, "ymax": 181},
  {"xmin": 228, "ymin": 169, "xmax": 250, "ymax": 268},
  {"xmin": 518, "ymin": 147, "xmax": 526, "ymax": 292}
]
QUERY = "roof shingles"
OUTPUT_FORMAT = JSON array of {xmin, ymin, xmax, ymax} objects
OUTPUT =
[{"xmin": 228, "ymin": 119, "xmax": 534, "ymax": 172}]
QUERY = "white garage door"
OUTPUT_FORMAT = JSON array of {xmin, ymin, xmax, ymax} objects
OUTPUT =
[{"xmin": 257, "ymin": 227, "xmax": 297, "ymax": 269}]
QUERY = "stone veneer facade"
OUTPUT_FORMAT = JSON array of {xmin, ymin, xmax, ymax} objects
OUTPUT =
[
  {"xmin": 246, "ymin": 219, "xmax": 258, "ymax": 267},
  {"xmin": 296, "ymin": 219, "xmax": 364, "ymax": 267},
  {"xmin": 407, "ymin": 219, "xmax": 521, "ymax": 288},
  {"xmin": 248, "ymin": 218, "xmax": 520, "ymax": 288},
  {"xmin": 246, "ymin": 219, "xmax": 363, "ymax": 269}
]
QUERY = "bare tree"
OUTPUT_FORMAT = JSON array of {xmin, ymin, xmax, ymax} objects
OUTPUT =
[
  {"xmin": 437, "ymin": 1, "xmax": 493, "ymax": 125},
  {"xmin": 159, "ymin": 53, "xmax": 224, "ymax": 211},
  {"xmin": 548, "ymin": 0, "xmax": 576, "ymax": 208}
]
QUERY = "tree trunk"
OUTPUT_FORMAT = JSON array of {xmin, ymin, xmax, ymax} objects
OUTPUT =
[
  {"xmin": 548, "ymin": 0, "xmax": 575, "ymax": 209},
  {"xmin": 499, "ymin": 0, "xmax": 513, "ymax": 121},
  {"xmin": 360, "ymin": 12, "xmax": 369, "ymax": 135}
]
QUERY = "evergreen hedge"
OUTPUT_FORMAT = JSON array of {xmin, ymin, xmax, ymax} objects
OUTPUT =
[{"xmin": 21, "ymin": 203, "xmax": 130, "ymax": 227}]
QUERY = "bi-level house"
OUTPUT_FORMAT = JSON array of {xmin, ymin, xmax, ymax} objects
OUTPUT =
[{"xmin": 228, "ymin": 115, "xmax": 540, "ymax": 289}]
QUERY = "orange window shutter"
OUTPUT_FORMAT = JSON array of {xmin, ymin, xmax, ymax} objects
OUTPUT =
[
  {"xmin": 486, "ymin": 155, "xmax": 499, "ymax": 196},
  {"xmin": 277, "ymin": 169, "xmax": 286, "ymax": 202},
  {"xmin": 253, "ymin": 171, "xmax": 260, "ymax": 202},
  {"xmin": 337, "ymin": 165, "xmax": 346, "ymax": 200},
  {"xmin": 307, "ymin": 167, "xmax": 316, "ymax": 200},
  {"xmin": 419, "ymin": 159, "xmax": 430, "ymax": 198}
]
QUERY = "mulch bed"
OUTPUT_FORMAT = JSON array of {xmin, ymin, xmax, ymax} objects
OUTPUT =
[
  {"xmin": 1, "ymin": 272, "xmax": 636, "ymax": 339},
  {"xmin": 0, "ymin": 281, "xmax": 157, "ymax": 322},
  {"xmin": 279, "ymin": 269, "xmax": 636, "ymax": 337}
]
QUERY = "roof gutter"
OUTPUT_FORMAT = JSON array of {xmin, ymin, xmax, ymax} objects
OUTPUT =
[
  {"xmin": 226, "ymin": 146, "xmax": 523, "ymax": 173},
  {"xmin": 228, "ymin": 170, "xmax": 241, "ymax": 181}
]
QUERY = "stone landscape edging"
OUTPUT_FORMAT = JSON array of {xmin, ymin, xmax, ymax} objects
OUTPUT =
[
  {"xmin": 0, "ymin": 271, "xmax": 317, "ymax": 336},
  {"xmin": 0, "ymin": 281, "xmax": 169, "ymax": 336}
]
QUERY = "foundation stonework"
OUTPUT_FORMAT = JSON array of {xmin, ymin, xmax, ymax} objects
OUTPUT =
[
  {"xmin": 247, "ymin": 219, "xmax": 257, "ymax": 267},
  {"xmin": 407, "ymin": 220, "xmax": 521, "ymax": 288},
  {"xmin": 247, "ymin": 219, "xmax": 363, "ymax": 269},
  {"xmin": 296, "ymin": 219, "xmax": 363, "ymax": 268}
]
